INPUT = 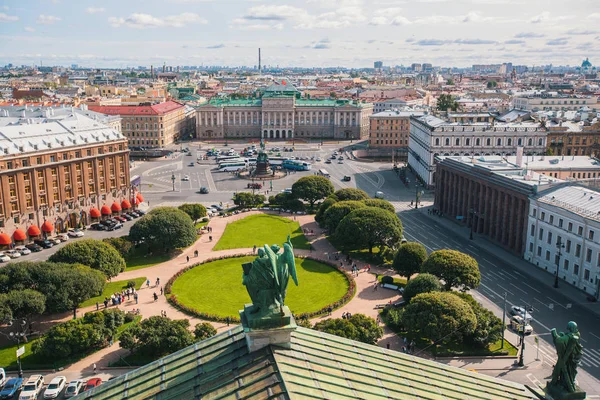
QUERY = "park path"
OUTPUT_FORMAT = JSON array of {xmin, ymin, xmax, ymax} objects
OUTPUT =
[{"xmin": 24, "ymin": 211, "xmax": 406, "ymax": 379}]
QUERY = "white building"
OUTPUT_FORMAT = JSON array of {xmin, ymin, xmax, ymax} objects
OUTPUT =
[
  {"xmin": 512, "ymin": 95, "xmax": 598, "ymax": 112},
  {"xmin": 524, "ymin": 185, "xmax": 600, "ymax": 298},
  {"xmin": 408, "ymin": 114, "xmax": 548, "ymax": 186}
]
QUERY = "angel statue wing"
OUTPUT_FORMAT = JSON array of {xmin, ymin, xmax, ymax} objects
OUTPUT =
[{"xmin": 284, "ymin": 235, "xmax": 298, "ymax": 286}]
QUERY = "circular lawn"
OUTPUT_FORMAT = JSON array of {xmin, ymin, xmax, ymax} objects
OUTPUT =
[{"xmin": 170, "ymin": 256, "xmax": 349, "ymax": 319}]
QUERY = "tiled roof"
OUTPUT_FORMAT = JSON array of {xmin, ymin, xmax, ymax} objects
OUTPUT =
[
  {"xmin": 88, "ymin": 101, "xmax": 184, "ymax": 116},
  {"xmin": 75, "ymin": 326, "xmax": 541, "ymax": 400}
]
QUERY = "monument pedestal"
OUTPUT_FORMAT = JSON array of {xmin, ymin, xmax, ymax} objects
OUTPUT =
[
  {"xmin": 545, "ymin": 384, "xmax": 587, "ymax": 400},
  {"xmin": 240, "ymin": 304, "xmax": 297, "ymax": 353}
]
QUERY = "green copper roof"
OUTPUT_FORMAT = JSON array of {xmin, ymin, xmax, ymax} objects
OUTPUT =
[
  {"xmin": 198, "ymin": 98, "xmax": 370, "ymax": 109},
  {"xmin": 74, "ymin": 326, "xmax": 541, "ymax": 400}
]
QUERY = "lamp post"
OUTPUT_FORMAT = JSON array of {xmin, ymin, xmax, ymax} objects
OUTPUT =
[
  {"xmin": 1, "ymin": 318, "xmax": 27, "ymax": 378},
  {"xmin": 415, "ymin": 183, "xmax": 420, "ymax": 209},
  {"xmin": 555, "ymin": 238, "xmax": 565, "ymax": 288},
  {"xmin": 500, "ymin": 292, "xmax": 507, "ymax": 349},
  {"xmin": 171, "ymin": 174, "xmax": 176, "ymax": 192},
  {"xmin": 517, "ymin": 304, "xmax": 533, "ymax": 367}
]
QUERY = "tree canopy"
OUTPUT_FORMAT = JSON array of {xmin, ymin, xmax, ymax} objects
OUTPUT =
[
  {"xmin": 291, "ymin": 176, "xmax": 335, "ymax": 207},
  {"xmin": 49, "ymin": 239, "xmax": 126, "ymax": 278},
  {"xmin": 194, "ymin": 322, "xmax": 217, "ymax": 341},
  {"xmin": 453, "ymin": 292, "xmax": 503, "ymax": 348},
  {"xmin": 334, "ymin": 188, "xmax": 369, "ymax": 202},
  {"xmin": 5, "ymin": 289, "xmax": 46, "ymax": 319},
  {"xmin": 421, "ymin": 249, "xmax": 480, "ymax": 291},
  {"xmin": 322, "ymin": 200, "xmax": 366, "ymax": 232},
  {"xmin": 437, "ymin": 93, "xmax": 458, "ymax": 111},
  {"xmin": 178, "ymin": 203, "xmax": 207, "ymax": 222},
  {"xmin": 334, "ymin": 207, "xmax": 403, "ymax": 253},
  {"xmin": 119, "ymin": 316, "xmax": 195, "ymax": 357},
  {"xmin": 129, "ymin": 207, "xmax": 197, "ymax": 251},
  {"xmin": 363, "ymin": 199, "xmax": 396, "ymax": 214},
  {"xmin": 233, "ymin": 192, "xmax": 265, "ymax": 208},
  {"xmin": 313, "ymin": 313, "xmax": 383, "ymax": 345},
  {"xmin": 402, "ymin": 273, "xmax": 441, "ymax": 302},
  {"xmin": 392, "ymin": 242, "xmax": 427, "ymax": 281},
  {"xmin": 401, "ymin": 292, "xmax": 477, "ymax": 343},
  {"xmin": 315, "ymin": 197, "xmax": 337, "ymax": 224},
  {"xmin": 102, "ymin": 237, "xmax": 133, "ymax": 258}
]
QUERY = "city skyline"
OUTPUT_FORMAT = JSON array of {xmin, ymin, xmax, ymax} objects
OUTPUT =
[{"xmin": 0, "ymin": 0, "xmax": 598, "ymax": 68}]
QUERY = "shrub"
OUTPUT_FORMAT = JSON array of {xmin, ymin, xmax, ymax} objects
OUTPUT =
[
  {"xmin": 403, "ymin": 273, "xmax": 441, "ymax": 302},
  {"xmin": 392, "ymin": 242, "xmax": 428, "ymax": 282},
  {"xmin": 102, "ymin": 237, "xmax": 133, "ymax": 258},
  {"xmin": 323, "ymin": 200, "xmax": 366, "ymax": 232},
  {"xmin": 50, "ymin": 239, "xmax": 126, "ymax": 278},
  {"xmin": 422, "ymin": 249, "xmax": 480, "ymax": 291},
  {"xmin": 194, "ymin": 322, "xmax": 217, "ymax": 341},
  {"xmin": 127, "ymin": 280, "xmax": 137, "ymax": 289},
  {"xmin": 381, "ymin": 275, "xmax": 394, "ymax": 285},
  {"xmin": 334, "ymin": 188, "xmax": 369, "ymax": 201},
  {"xmin": 129, "ymin": 207, "xmax": 197, "ymax": 251}
]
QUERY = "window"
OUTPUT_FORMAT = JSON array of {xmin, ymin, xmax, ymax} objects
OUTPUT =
[
  {"xmin": 476, "ymin": 138, "xmax": 480, "ymax": 146},
  {"xmin": 589, "ymin": 230, "xmax": 595, "ymax": 241},
  {"xmin": 530, "ymin": 224, "xmax": 535, "ymax": 236},
  {"xmin": 584, "ymin": 269, "xmax": 590, "ymax": 280},
  {"xmin": 568, "ymin": 222, "xmax": 573, "ymax": 232},
  {"xmin": 586, "ymin": 249, "xmax": 592, "ymax": 263},
  {"xmin": 533, "ymin": 209, "xmax": 537, "ymax": 218},
  {"xmin": 537, "ymin": 246, "xmax": 542, "ymax": 256},
  {"xmin": 578, "ymin": 226, "xmax": 583, "ymax": 236},
  {"xmin": 466, "ymin": 138, "xmax": 470, "ymax": 146},
  {"xmin": 564, "ymin": 259, "xmax": 569, "ymax": 270},
  {"xmin": 559, "ymin": 219, "xmax": 563, "ymax": 228},
  {"xmin": 549, "ymin": 215, "xmax": 554, "ymax": 224},
  {"xmin": 445, "ymin": 138, "xmax": 450, "ymax": 146},
  {"xmin": 455, "ymin": 138, "xmax": 460, "ymax": 146},
  {"xmin": 576, "ymin": 244, "xmax": 581, "ymax": 257},
  {"xmin": 566, "ymin": 240, "xmax": 571, "ymax": 253},
  {"xmin": 497, "ymin": 138, "xmax": 502, "ymax": 146},
  {"xmin": 574, "ymin": 264, "xmax": 579, "ymax": 275},
  {"xmin": 529, "ymin": 242, "xmax": 534, "ymax": 252},
  {"xmin": 541, "ymin": 212, "xmax": 545, "ymax": 221},
  {"xmin": 547, "ymin": 232, "xmax": 552, "ymax": 244},
  {"xmin": 557, "ymin": 235, "xmax": 562, "ymax": 246},
  {"xmin": 545, "ymin": 250, "xmax": 550, "ymax": 261},
  {"xmin": 486, "ymin": 138, "xmax": 491, "ymax": 146}
]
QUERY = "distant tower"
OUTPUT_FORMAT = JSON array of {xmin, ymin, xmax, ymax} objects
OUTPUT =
[
  {"xmin": 150, "ymin": 65, "xmax": 154, "ymax": 80},
  {"xmin": 163, "ymin": 62, "xmax": 166, "ymax": 73},
  {"xmin": 258, "ymin": 48, "xmax": 262, "ymax": 75}
]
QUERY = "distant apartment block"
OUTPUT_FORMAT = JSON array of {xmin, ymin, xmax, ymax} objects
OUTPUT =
[
  {"xmin": 513, "ymin": 95, "xmax": 598, "ymax": 112},
  {"xmin": 369, "ymin": 111, "xmax": 424, "ymax": 161}
]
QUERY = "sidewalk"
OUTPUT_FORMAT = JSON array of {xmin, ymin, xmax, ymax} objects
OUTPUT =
[{"xmin": 414, "ymin": 205, "xmax": 600, "ymax": 319}]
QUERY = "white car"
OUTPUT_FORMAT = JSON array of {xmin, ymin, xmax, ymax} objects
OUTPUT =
[
  {"xmin": 316, "ymin": 157, "xmax": 322, "ymax": 161},
  {"xmin": 67, "ymin": 228, "xmax": 85, "ymax": 238},
  {"xmin": 510, "ymin": 306, "xmax": 533, "ymax": 322},
  {"xmin": 4, "ymin": 250, "xmax": 21, "ymax": 259},
  {"xmin": 0, "ymin": 253, "xmax": 11, "ymax": 262},
  {"xmin": 0, "ymin": 368, "xmax": 6, "ymax": 388},
  {"xmin": 44, "ymin": 376, "xmax": 67, "ymax": 399},
  {"xmin": 49, "ymin": 237, "xmax": 62, "ymax": 245},
  {"xmin": 19, "ymin": 374, "xmax": 44, "ymax": 400},
  {"xmin": 57, "ymin": 233, "xmax": 69, "ymax": 242},
  {"xmin": 182, "ymin": 175, "xmax": 190, "ymax": 181},
  {"xmin": 64, "ymin": 380, "xmax": 84, "ymax": 398},
  {"xmin": 15, "ymin": 246, "xmax": 31, "ymax": 255}
]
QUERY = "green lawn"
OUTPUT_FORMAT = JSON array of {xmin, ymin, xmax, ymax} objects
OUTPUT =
[
  {"xmin": 170, "ymin": 256, "xmax": 348, "ymax": 318},
  {"xmin": 125, "ymin": 243, "xmax": 172, "ymax": 271},
  {"xmin": 377, "ymin": 275, "xmax": 407, "ymax": 287},
  {"xmin": 80, "ymin": 277, "xmax": 146, "ymax": 308},
  {"xmin": 214, "ymin": 214, "xmax": 310, "ymax": 250},
  {"xmin": 195, "ymin": 220, "xmax": 209, "ymax": 229}
]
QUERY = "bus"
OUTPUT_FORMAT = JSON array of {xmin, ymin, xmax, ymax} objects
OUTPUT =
[
  {"xmin": 268, "ymin": 157, "xmax": 285, "ymax": 166},
  {"xmin": 216, "ymin": 155, "xmax": 240, "ymax": 163},
  {"xmin": 317, "ymin": 169, "xmax": 330, "ymax": 178},
  {"xmin": 218, "ymin": 162, "xmax": 247, "ymax": 172},
  {"xmin": 282, "ymin": 159, "xmax": 311, "ymax": 171}
]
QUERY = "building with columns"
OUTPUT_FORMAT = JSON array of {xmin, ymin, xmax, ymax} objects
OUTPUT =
[
  {"xmin": 434, "ymin": 156, "xmax": 561, "ymax": 255},
  {"xmin": 196, "ymin": 83, "xmax": 372, "ymax": 141},
  {"xmin": 408, "ymin": 114, "xmax": 548, "ymax": 187}
]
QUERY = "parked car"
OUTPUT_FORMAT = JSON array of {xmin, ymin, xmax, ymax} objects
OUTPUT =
[
  {"xmin": 510, "ymin": 306, "xmax": 533, "ymax": 322},
  {"xmin": 0, "ymin": 377, "xmax": 23, "ymax": 399},
  {"xmin": 4, "ymin": 250, "xmax": 21, "ymax": 259},
  {"xmin": 34, "ymin": 239, "xmax": 53, "ymax": 249},
  {"xmin": 100, "ymin": 220, "xmax": 116, "ymax": 228},
  {"xmin": 67, "ymin": 228, "xmax": 85, "ymax": 237},
  {"xmin": 43, "ymin": 376, "xmax": 67, "ymax": 399},
  {"xmin": 188, "ymin": 162, "xmax": 195, "ymax": 167},
  {"xmin": 325, "ymin": 160, "xmax": 332, "ymax": 164},
  {"xmin": 338, "ymin": 160, "xmax": 344, "ymax": 164},
  {"xmin": 343, "ymin": 176, "xmax": 351, "ymax": 182},
  {"xmin": 114, "ymin": 216, "xmax": 127, "ymax": 223},
  {"xmin": 211, "ymin": 205, "xmax": 223, "ymax": 211},
  {"xmin": 19, "ymin": 374, "xmax": 44, "ymax": 400},
  {"xmin": 110, "ymin": 222, "xmax": 123, "ymax": 231},
  {"xmin": 83, "ymin": 378, "xmax": 102, "ymax": 392},
  {"xmin": 48, "ymin": 237, "xmax": 62, "ymax": 245},
  {"xmin": 121, "ymin": 213, "xmax": 133, "ymax": 221},
  {"xmin": 182, "ymin": 175, "xmax": 190, "ymax": 181},
  {"xmin": 90, "ymin": 223, "xmax": 106, "ymax": 231},
  {"xmin": 0, "ymin": 368, "xmax": 6, "ymax": 388},
  {"xmin": 374, "ymin": 191, "xmax": 385, "ymax": 199},
  {"xmin": 15, "ymin": 246, "xmax": 31, "ymax": 255},
  {"xmin": 57, "ymin": 233, "xmax": 69, "ymax": 242},
  {"xmin": 24, "ymin": 243, "xmax": 42, "ymax": 252},
  {"xmin": 63, "ymin": 380, "xmax": 84, "ymax": 398},
  {"xmin": 126, "ymin": 211, "xmax": 140, "ymax": 219},
  {"xmin": 510, "ymin": 315, "xmax": 533, "ymax": 336},
  {"xmin": 136, "ymin": 209, "xmax": 146, "ymax": 215},
  {"xmin": 0, "ymin": 253, "xmax": 10, "ymax": 263},
  {"xmin": 199, "ymin": 186, "xmax": 209, "ymax": 194}
]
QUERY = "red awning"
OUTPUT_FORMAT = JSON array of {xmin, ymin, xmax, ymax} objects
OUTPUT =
[
  {"xmin": 28, "ymin": 225, "xmax": 41, "ymax": 236},
  {"xmin": 90, "ymin": 208, "xmax": 101, "ymax": 218},
  {"xmin": 131, "ymin": 197, "xmax": 138, "ymax": 205},
  {"xmin": 0, "ymin": 233, "xmax": 11, "ymax": 245},
  {"xmin": 121, "ymin": 200, "xmax": 131, "ymax": 209},
  {"xmin": 136, "ymin": 193, "xmax": 144, "ymax": 203},
  {"xmin": 41, "ymin": 220, "xmax": 54, "ymax": 233},
  {"xmin": 111, "ymin": 202, "xmax": 122, "ymax": 212},
  {"xmin": 101, "ymin": 205, "xmax": 112, "ymax": 215},
  {"xmin": 13, "ymin": 229, "xmax": 27, "ymax": 241}
]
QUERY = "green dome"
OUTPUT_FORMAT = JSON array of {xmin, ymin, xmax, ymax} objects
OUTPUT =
[{"xmin": 582, "ymin": 58, "xmax": 592, "ymax": 68}]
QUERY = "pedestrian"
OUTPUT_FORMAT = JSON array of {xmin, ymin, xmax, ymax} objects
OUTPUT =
[
  {"xmin": 134, "ymin": 293, "xmax": 138, "ymax": 304},
  {"xmin": 410, "ymin": 340, "xmax": 416, "ymax": 353},
  {"xmin": 160, "ymin": 286, "xmax": 163, "ymax": 296},
  {"xmin": 96, "ymin": 302, "xmax": 99, "ymax": 311},
  {"xmin": 386, "ymin": 343, "xmax": 390, "ymax": 350},
  {"xmin": 253, "ymin": 245, "xmax": 257, "ymax": 254},
  {"xmin": 403, "ymin": 337, "xmax": 408, "ymax": 346},
  {"xmin": 226, "ymin": 316, "xmax": 230, "ymax": 326},
  {"xmin": 153, "ymin": 292, "xmax": 158, "ymax": 302},
  {"xmin": 186, "ymin": 255, "xmax": 190, "ymax": 263},
  {"xmin": 104, "ymin": 299, "xmax": 108, "ymax": 308},
  {"xmin": 156, "ymin": 277, "xmax": 160, "ymax": 287},
  {"xmin": 374, "ymin": 282, "xmax": 378, "ymax": 291},
  {"xmin": 146, "ymin": 279, "xmax": 150, "ymax": 288},
  {"xmin": 194, "ymin": 250, "xmax": 199, "ymax": 257},
  {"xmin": 209, "ymin": 235, "xmax": 212, "ymax": 241},
  {"xmin": 93, "ymin": 363, "xmax": 97, "ymax": 374}
]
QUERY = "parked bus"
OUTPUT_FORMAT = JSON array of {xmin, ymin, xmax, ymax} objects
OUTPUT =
[
  {"xmin": 268, "ymin": 157, "xmax": 285, "ymax": 166},
  {"xmin": 282, "ymin": 159, "xmax": 311, "ymax": 171},
  {"xmin": 216, "ymin": 155, "xmax": 240, "ymax": 163},
  {"xmin": 317, "ymin": 169, "xmax": 331, "ymax": 178},
  {"xmin": 218, "ymin": 162, "xmax": 247, "ymax": 172}
]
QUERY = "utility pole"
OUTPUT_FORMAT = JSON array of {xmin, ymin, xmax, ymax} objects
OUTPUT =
[
  {"xmin": 171, "ymin": 174, "xmax": 176, "ymax": 192},
  {"xmin": 415, "ymin": 183, "xmax": 420, "ymax": 209},
  {"xmin": 501, "ymin": 292, "xmax": 507, "ymax": 349}
]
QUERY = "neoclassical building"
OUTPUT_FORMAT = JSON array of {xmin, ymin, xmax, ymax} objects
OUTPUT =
[{"xmin": 196, "ymin": 83, "xmax": 373, "ymax": 141}]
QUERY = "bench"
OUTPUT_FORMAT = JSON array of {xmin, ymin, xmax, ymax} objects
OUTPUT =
[
  {"xmin": 381, "ymin": 283, "xmax": 404, "ymax": 293},
  {"xmin": 374, "ymin": 304, "xmax": 387, "ymax": 310}
]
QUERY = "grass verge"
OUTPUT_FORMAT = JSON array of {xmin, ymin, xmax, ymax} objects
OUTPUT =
[{"xmin": 80, "ymin": 277, "xmax": 146, "ymax": 308}]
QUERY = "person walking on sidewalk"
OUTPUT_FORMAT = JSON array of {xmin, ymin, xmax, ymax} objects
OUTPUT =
[
  {"xmin": 186, "ymin": 255, "xmax": 190, "ymax": 263},
  {"xmin": 93, "ymin": 363, "xmax": 97, "ymax": 374},
  {"xmin": 146, "ymin": 279, "xmax": 150, "ymax": 288}
]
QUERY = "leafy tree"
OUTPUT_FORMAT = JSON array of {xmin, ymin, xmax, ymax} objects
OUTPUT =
[
  {"xmin": 335, "ymin": 207, "xmax": 403, "ymax": 253},
  {"xmin": 421, "ymin": 249, "xmax": 480, "ymax": 291},
  {"xmin": 402, "ymin": 273, "xmax": 441, "ymax": 302},
  {"xmin": 6, "ymin": 289, "xmax": 46, "ymax": 319},
  {"xmin": 178, "ymin": 203, "xmax": 207, "ymax": 222},
  {"xmin": 322, "ymin": 200, "xmax": 366, "ymax": 232},
  {"xmin": 314, "ymin": 314, "xmax": 383, "ymax": 345},
  {"xmin": 315, "ymin": 197, "xmax": 337, "ymax": 224},
  {"xmin": 437, "ymin": 93, "xmax": 458, "ymax": 111},
  {"xmin": 392, "ymin": 242, "xmax": 428, "ymax": 282},
  {"xmin": 486, "ymin": 80, "xmax": 498, "ymax": 88},
  {"xmin": 296, "ymin": 317, "xmax": 312, "ymax": 329},
  {"xmin": 119, "ymin": 316, "xmax": 195, "ymax": 357},
  {"xmin": 194, "ymin": 322, "xmax": 217, "ymax": 341},
  {"xmin": 129, "ymin": 207, "xmax": 197, "ymax": 251},
  {"xmin": 0, "ymin": 294, "xmax": 12, "ymax": 321},
  {"xmin": 233, "ymin": 193, "xmax": 265, "ymax": 208},
  {"xmin": 102, "ymin": 237, "xmax": 133, "ymax": 258},
  {"xmin": 447, "ymin": 78, "xmax": 454, "ymax": 85},
  {"xmin": 363, "ymin": 198, "xmax": 395, "ymax": 214},
  {"xmin": 453, "ymin": 293, "xmax": 503, "ymax": 348},
  {"xmin": 291, "ymin": 176, "xmax": 334, "ymax": 207},
  {"xmin": 401, "ymin": 292, "xmax": 477, "ymax": 343},
  {"xmin": 49, "ymin": 239, "xmax": 126, "ymax": 278},
  {"xmin": 334, "ymin": 188, "xmax": 369, "ymax": 201}
]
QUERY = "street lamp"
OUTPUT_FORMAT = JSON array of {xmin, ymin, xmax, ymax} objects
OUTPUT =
[
  {"xmin": 517, "ymin": 304, "xmax": 533, "ymax": 367},
  {"xmin": 1, "ymin": 318, "xmax": 28, "ymax": 378},
  {"xmin": 415, "ymin": 183, "xmax": 422, "ymax": 209},
  {"xmin": 171, "ymin": 174, "xmax": 176, "ymax": 192},
  {"xmin": 554, "ymin": 238, "xmax": 565, "ymax": 288}
]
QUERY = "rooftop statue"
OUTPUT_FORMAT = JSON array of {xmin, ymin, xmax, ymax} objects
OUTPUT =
[{"xmin": 546, "ymin": 321, "xmax": 586, "ymax": 399}]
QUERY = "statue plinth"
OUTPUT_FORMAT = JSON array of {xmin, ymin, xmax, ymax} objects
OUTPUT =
[
  {"xmin": 545, "ymin": 384, "xmax": 587, "ymax": 400},
  {"xmin": 240, "ymin": 304, "xmax": 297, "ymax": 353}
]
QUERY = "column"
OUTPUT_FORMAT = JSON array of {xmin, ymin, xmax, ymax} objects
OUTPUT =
[
  {"xmin": 466, "ymin": 179, "xmax": 473, "ymax": 225},
  {"xmin": 502, "ymin": 194, "xmax": 511, "ymax": 245},
  {"xmin": 507, "ymin": 196, "xmax": 516, "ymax": 248},
  {"xmin": 494, "ymin": 191, "xmax": 503, "ymax": 242}
]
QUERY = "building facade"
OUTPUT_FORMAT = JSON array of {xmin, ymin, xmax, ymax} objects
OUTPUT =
[
  {"xmin": 368, "ymin": 111, "xmax": 424, "ymax": 161},
  {"xmin": 524, "ymin": 185, "xmax": 600, "ymax": 298},
  {"xmin": 408, "ymin": 114, "xmax": 547, "ymax": 186},
  {"xmin": 0, "ymin": 107, "xmax": 131, "ymax": 243},
  {"xmin": 435, "ymin": 156, "xmax": 559, "ymax": 255},
  {"xmin": 196, "ymin": 84, "xmax": 372, "ymax": 141},
  {"xmin": 547, "ymin": 121, "xmax": 600, "ymax": 157},
  {"xmin": 513, "ymin": 95, "xmax": 598, "ymax": 112},
  {"xmin": 89, "ymin": 101, "xmax": 194, "ymax": 148}
]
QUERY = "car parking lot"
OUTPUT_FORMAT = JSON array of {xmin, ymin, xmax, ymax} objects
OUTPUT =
[{"xmin": 0, "ymin": 370, "xmax": 107, "ymax": 399}]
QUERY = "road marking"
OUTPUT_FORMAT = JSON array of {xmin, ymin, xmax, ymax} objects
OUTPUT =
[
  {"xmin": 521, "ymin": 281, "xmax": 541, "ymax": 294},
  {"xmin": 510, "ymin": 283, "xmax": 528, "ymax": 295},
  {"xmin": 590, "ymin": 332, "xmax": 600, "ymax": 340}
]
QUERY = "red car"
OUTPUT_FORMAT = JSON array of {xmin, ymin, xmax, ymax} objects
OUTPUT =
[
  {"xmin": 83, "ymin": 378, "xmax": 102, "ymax": 392},
  {"xmin": 114, "ymin": 216, "xmax": 127, "ymax": 223}
]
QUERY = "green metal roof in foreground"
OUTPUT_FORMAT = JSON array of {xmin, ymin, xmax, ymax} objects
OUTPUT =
[{"xmin": 75, "ymin": 326, "xmax": 541, "ymax": 400}]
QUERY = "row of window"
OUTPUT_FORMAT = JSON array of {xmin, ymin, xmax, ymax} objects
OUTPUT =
[
  {"xmin": 374, "ymin": 139, "xmax": 408, "ymax": 145},
  {"xmin": 4, "ymin": 146, "xmax": 124, "ymax": 170},
  {"xmin": 531, "ymin": 243, "xmax": 593, "ymax": 281},
  {"xmin": 434, "ymin": 137, "xmax": 543, "ymax": 147},
  {"xmin": 532, "ymin": 209, "xmax": 595, "ymax": 240}
]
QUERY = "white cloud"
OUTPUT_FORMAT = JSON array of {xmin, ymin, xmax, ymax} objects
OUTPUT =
[
  {"xmin": 530, "ymin": 11, "xmax": 549, "ymax": 23},
  {"xmin": 242, "ymin": 5, "xmax": 305, "ymax": 21},
  {"xmin": 109, "ymin": 12, "xmax": 207, "ymax": 29},
  {"xmin": 369, "ymin": 10, "xmax": 500, "ymax": 26},
  {"xmin": 236, "ymin": 4, "xmax": 365, "ymax": 29},
  {"xmin": 24, "ymin": 26, "xmax": 35, "ymax": 32},
  {"xmin": 587, "ymin": 13, "xmax": 600, "ymax": 19},
  {"xmin": 37, "ymin": 14, "xmax": 61, "ymax": 24},
  {"xmin": 0, "ymin": 12, "xmax": 19, "ymax": 22},
  {"xmin": 515, "ymin": 32, "xmax": 545, "ymax": 38},
  {"xmin": 566, "ymin": 29, "xmax": 598, "ymax": 35},
  {"xmin": 86, "ymin": 7, "xmax": 105, "ymax": 14}
]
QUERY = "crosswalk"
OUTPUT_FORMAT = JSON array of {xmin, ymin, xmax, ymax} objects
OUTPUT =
[{"xmin": 536, "ymin": 341, "xmax": 600, "ymax": 368}]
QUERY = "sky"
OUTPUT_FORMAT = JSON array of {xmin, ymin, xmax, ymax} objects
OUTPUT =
[{"xmin": 0, "ymin": 0, "xmax": 598, "ymax": 69}]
